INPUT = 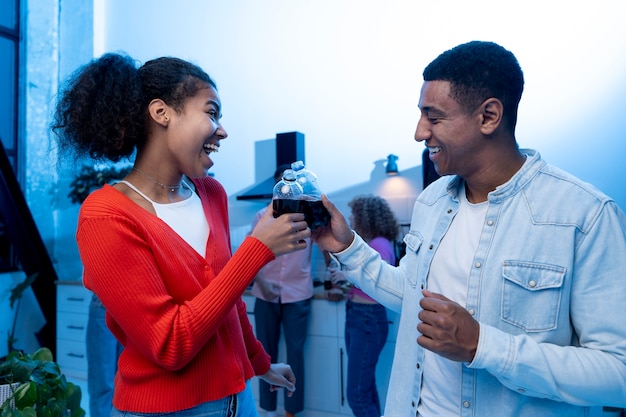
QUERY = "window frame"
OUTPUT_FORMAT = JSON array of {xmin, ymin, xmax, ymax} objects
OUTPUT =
[{"xmin": 0, "ymin": 0, "xmax": 22, "ymax": 272}]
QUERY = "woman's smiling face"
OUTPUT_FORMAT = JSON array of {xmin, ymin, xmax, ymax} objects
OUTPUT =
[{"xmin": 166, "ymin": 84, "xmax": 228, "ymax": 178}]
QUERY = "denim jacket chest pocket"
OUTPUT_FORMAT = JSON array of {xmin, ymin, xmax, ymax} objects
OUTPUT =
[
  {"xmin": 501, "ymin": 261, "xmax": 566, "ymax": 332},
  {"xmin": 402, "ymin": 232, "xmax": 423, "ymax": 288}
]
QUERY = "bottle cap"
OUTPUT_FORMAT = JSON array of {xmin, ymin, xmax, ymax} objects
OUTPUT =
[{"xmin": 291, "ymin": 160, "xmax": 305, "ymax": 171}]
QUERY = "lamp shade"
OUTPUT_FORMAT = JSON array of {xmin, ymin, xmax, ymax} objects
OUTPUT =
[{"xmin": 386, "ymin": 154, "xmax": 399, "ymax": 175}]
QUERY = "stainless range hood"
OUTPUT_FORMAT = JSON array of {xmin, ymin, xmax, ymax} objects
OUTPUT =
[{"xmin": 236, "ymin": 131, "xmax": 305, "ymax": 200}]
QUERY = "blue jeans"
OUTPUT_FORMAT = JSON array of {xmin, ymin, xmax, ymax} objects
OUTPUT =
[
  {"xmin": 253, "ymin": 297, "xmax": 311, "ymax": 414},
  {"xmin": 110, "ymin": 382, "xmax": 257, "ymax": 417},
  {"xmin": 345, "ymin": 300, "xmax": 388, "ymax": 417},
  {"xmin": 87, "ymin": 294, "xmax": 124, "ymax": 417}
]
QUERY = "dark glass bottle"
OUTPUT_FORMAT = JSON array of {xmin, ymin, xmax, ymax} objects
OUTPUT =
[
  {"xmin": 291, "ymin": 161, "xmax": 330, "ymax": 230},
  {"xmin": 272, "ymin": 168, "xmax": 304, "ymax": 218}
]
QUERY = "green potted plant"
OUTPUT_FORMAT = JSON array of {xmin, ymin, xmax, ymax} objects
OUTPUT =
[
  {"xmin": 67, "ymin": 163, "xmax": 132, "ymax": 205},
  {"xmin": 0, "ymin": 347, "xmax": 84, "ymax": 417}
]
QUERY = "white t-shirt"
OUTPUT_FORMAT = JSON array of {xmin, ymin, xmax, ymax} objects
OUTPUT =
[
  {"xmin": 418, "ymin": 186, "xmax": 488, "ymax": 416},
  {"xmin": 119, "ymin": 180, "xmax": 209, "ymax": 257}
]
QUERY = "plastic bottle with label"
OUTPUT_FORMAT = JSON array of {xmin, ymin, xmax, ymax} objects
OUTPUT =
[
  {"xmin": 290, "ymin": 160, "xmax": 330, "ymax": 229},
  {"xmin": 272, "ymin": 168, "xmax": 304, "ymax": 218}
]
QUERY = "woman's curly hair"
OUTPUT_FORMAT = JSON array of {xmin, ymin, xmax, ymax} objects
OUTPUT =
[
  {"xmin": 51, "ymin": 53, "xmax": 216, "ymax": 163},
  {"xmin": 348, "ymin": 194, "xmax": 399, "ymax": 242}
]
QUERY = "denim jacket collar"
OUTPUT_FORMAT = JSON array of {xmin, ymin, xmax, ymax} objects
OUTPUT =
[{"xmin": 445, "ymin": 148, "xmax": 544, "ymax": 203}]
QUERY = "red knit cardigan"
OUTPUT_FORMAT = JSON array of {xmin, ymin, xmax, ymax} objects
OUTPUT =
[{"xmin": 77, "ymin": 177, "xmax": 273, "ymax": 412}]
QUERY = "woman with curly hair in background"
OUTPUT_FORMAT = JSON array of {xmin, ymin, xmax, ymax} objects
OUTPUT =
[{"xmin": 327, "ymin": 194, "xmax": 399, "ymax": 417}]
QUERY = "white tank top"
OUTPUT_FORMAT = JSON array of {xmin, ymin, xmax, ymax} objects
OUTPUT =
[{"xmin": 118, "ymin": 180, "xmax": 209, "ymax": 257}]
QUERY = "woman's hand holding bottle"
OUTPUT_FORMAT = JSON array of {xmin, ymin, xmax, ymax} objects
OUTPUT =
[{"xmin": 251, "ymin": 204, "xmax": 310, "ymax": 257}]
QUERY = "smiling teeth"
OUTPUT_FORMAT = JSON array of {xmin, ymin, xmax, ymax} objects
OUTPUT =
[
  {"xmin": 204, "ymin": 144, "xmax": 219, "ymax": 154},
  {"xmin": 429, "ymin": 147, "xmax": 441, "ymax": 154}
]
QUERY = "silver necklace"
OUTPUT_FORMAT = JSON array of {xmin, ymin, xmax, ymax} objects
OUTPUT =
[{"xmin": 132, "ymin": 167, "xmax": 181, "ymax": 193}]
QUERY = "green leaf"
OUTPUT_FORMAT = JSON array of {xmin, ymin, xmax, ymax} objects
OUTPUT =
[
  {"xmin": 20, "ymin": 407, "xmax": 37, "ymax": 417},
  {"xmin": 13, "ymin": 382, "xmax": 36, "ymax": 409},
  {"xmin": 31, "ymin": 349, "xmax": 53, "ymax": 363},
  {"xmin": 65, "ymin": 384, "xmax": 84, "ymax": 417},
  {"xmin": 44, "ymin": 396, "xmax": 67, "ymax": 417},
  {"xmin": 37, "ymin": 405, "xmax": 53, "ymax": 417},
  {"xmin": 2, "ymin": 407, "xmax": 36, "ymax": 417},
  {"xmin": 36, "ymin": 383, "xmax": 53, "ymax": 405}
]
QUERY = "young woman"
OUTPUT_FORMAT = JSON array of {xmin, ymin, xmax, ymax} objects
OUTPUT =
[
  {"xmin": 327, "ymin": 195, "xmax": 399, "ymax": 417},
  {"xmin": 52, "ymin": 53, "xmax": 310, "ymax": 417}
]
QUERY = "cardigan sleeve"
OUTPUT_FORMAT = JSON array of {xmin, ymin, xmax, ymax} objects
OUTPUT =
[{"xmin": 237, "ymin": 297, "xmax": 271, "ymax": 375}]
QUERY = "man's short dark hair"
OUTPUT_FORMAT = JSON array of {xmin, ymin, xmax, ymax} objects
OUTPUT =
[{"xmin": 423, "ymin": 41, "xmax": 524, "ymax": 132}]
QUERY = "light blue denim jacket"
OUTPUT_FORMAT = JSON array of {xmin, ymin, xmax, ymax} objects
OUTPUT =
[{"xmin": 334, "ymin": 149, "xmax": 626, "ymax": 417}]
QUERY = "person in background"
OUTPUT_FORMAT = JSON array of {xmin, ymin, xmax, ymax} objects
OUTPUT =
[
  {"xmin": 326, "ymin": 194, "xmax": 399, "ymax": 417},
  {"xmin": 73, "ymin": 169, "xmax": 125, "ymax": 417},
  {"xmin": 86, "ymin": 294, "xmax": 123, "ymax": 417},
  {"xmin": 249, "ymin": 165, "xmax": 313, "ymax": 417},
  {"xmin": 313, "ymin": 40, "xmax": 626, "ymax": 417},
  {"xmin": 51, "ymin": 52, "xmax": 306, "ymax": 417}
]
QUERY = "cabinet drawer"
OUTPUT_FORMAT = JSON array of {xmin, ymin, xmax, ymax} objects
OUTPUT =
[
  {"xmin": 57, "ymin": 284, "xmax": 91, "ymax": 313},
  {"xmin": 57, "ymin": 311, "xmax": 88, "ymax": 342},
  {"xmin": 57, "ymin": 339, "xmax": 88, "ymax": 374}
]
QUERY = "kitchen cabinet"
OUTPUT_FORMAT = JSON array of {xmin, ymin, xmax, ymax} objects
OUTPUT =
[
  {"xmin": 56, "ymin": 281, "xmax": 91, "ymax": 414},
  {"xmin": 55, "ymin": 284, "xmax": 396, "ymax": 417},
  {"xmin": 242, "ymin": 293, "xmax": 398, "ymax": 417},
  {"xmin": 302, "ymin": 297, "xmax": 344, "ymax": 415}
]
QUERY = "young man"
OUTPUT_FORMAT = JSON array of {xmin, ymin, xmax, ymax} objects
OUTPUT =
[{"xmin": 314, "ymin": 41, "xmax": 626, "ymax": 417}]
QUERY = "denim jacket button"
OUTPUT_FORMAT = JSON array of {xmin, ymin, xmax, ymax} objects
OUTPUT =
[{"xmin": 463, "ymin": 401, "xmax": 470, "ymax": 408}]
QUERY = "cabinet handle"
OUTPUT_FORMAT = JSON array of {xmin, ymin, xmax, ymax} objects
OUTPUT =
[
  {"xmin": 66, "ymin": 297, "xmax": 85, "ymax": 302},
  {"xmin": 340, "ymin": 347, "xmax": 345, "ymax": 406},
  {"xmin": 67, "ymin": 325, "xmax": 85, "ymax": 330},
  {"xmin": 67, "ymin": 353, "xmax": 85, "ymax": 358}
]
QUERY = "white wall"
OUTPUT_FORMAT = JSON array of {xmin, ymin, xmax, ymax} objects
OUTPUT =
[{"xmin": 96, "ymin": 0, "xmax": 626, "ymax": 212}]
